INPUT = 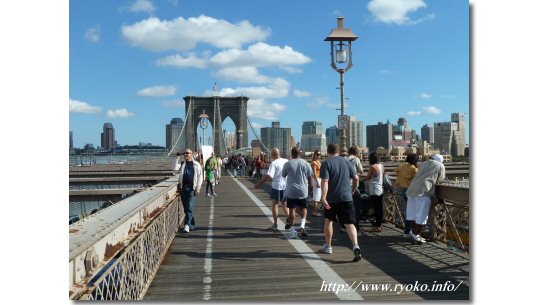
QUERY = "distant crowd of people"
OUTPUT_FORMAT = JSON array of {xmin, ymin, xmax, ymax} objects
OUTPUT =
[{"xmin": 174, "ymin": 143, "xmax": 445, "ymax": 261}]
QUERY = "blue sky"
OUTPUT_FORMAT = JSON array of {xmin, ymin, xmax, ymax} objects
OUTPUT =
[{"xmin": 69, "ymin": 0, "xmax": 469, "ymax": 148}]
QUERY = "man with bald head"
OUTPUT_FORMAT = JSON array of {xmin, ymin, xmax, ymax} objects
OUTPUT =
[{"xmin": 255, "ymin": 148, "xmax": 289, "ymax": 230}]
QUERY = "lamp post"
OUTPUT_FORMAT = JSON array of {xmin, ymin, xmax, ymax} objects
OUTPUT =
[
  {"xmin": 199, "ymin": 109, "xmax": 209, "ymax": 146},
  {"xmin": 325, "ymin": 16, "xmax": 358, "ymax": 154}
]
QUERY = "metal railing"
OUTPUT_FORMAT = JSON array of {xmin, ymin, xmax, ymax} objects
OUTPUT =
[
  {"xmin": 69, "ymin": 177, "xmax": 184, "ymax": 300},
  {"xmin": 382, "ymin": 177, "xmax": 469, "ymax": 252}
]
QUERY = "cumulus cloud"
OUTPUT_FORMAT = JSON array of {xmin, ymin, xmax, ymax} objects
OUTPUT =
[
  {"xmin": 210, "ymin": 42, "xmax": 311, "ymax": 67},
  {"xmin": 367, "ymin": 0, "xmax": 434, "ymax": 25},
  {"xmin": 84, "ymin": 25, "xmax": 101, "ymax": 43},
  {"xmin": 156, "ymin": 53, "xmax": 209, "ymax": 69},
  {"xmin": 293, "ymin": 90, "xmax": 311, "ymax": 98},
  {"xmin": 128, "ymin": 0, "xmax": 156, "ymax": 14},
  {"xmin": 250, "ymin": 121, "xmax": 263, "ymax": 129},
  {"xmin": 279, "ymin": 66, "xmax": 303, "ymax": 74},
  {"xmin": 214, "ymin": 66, "xmax": 272, "ymax": 84},
  {"xmin": 137, "ymin": 85, "xmax": 177, "ymax": 97},
  {"xmin": 210, "ymin": 78, "xmax": 290, "ymax": 99},
  {"xmin": 424, "ymin": 106, "xmax": 441, "ymax": 114},
  {"xmin": 407, "ymin": 110, "xmax": 422, "ymax": 116},
  {"xmin": 70, "ymin": 99, "xmax": 101, "ymax": 113},
  {"xmin": 162, "ymin": 100, "xmax": 183, "ymax": 108},
  {"xmin": 247, "ymin": 99, "xmax": 286, "ymax": 121},
  {"xmin": 121, "ymin": 15, "xmax": 270, "ymax": 51},
  {"xmin": 107, "ymin": 108, "xmax": 135, "ymax": 118}
]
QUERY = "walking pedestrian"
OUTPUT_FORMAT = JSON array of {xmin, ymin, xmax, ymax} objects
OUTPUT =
[
  {"xmin": 310, "ymin": 150, "xmax": 322, "ymax": 217},
  {"xmin": 320, "ymin": 143, "xmax": 361, "ymax": 262},
  {"xmin": 215, "ymin": 155, "xmax": 223, "ymax": 185},
  {"xmin": 255, "ymin": 156, "xmax": 264, "ymax": 181},
  {"xmin": 361, "ymin": 152, "xmax": 385, "ymax": 232},
  {"xmin": 406, "ymin": 154, "xmax": 446, "ymax": 244},
  {"xmin": 282, "ymin": 147, "xmax": 315, "ymax": 238},
  {"xmin": 395, "ymin": 153, "xmax": 419, "ymax": 237},
  {"xmin": 238, "ymin": 154, "xmax": 246, "ymax": 177},
  {"xmin": 176, "ymin": 148, "xmax": 203, "ymax": 233},
  {"xmin": 205, "ymin": 153, "xmax": 218, "ymax": 197},
  {"xmin": 347, "ymin": 146, "xmax": 364, "ymax": 231},
  {"xmin": 255, "ymin": 148, "xmax": 289, "ymax": 230}
]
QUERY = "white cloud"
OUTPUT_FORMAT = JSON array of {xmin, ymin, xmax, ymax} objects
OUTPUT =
[
  {"xmin": 424, "ymin": 106, "xmax": 441, "ymax": 114},
  {"xmin": 419, "ymin": 92, "xmax": 432, "ymax": 98},
  {"xmin": 407, "ymin": 110, "xmax": 422, "ymax": 116},
  {"xmin": 70, "ymin": 99, "xmax": 101, "ymax": 113},
  {"xmin": 128, "ymin": 0, "xmax": 156, "ymax": 14},
  {"xmin": 367, "ymin": 0, "xmax": 433, "ymax": 25},
  {"xmin": 250, "ymin": 121, "xmax": 263, "ymax": 129},
  {"xmin": 210, "ymin": 42, "xmax": 311, "ymax": 67},
  {"xmin": 307, "ymin": 97, "xmax": 329, "ymax": 109},
  {"xmin": 162, "ymin": 100, "xmax": 183, "ymax": 108},
  {"xmin": 279, "ymin": 66, "xmax": 303, "ymax": 74},
  {"xmin": 210, "ymin": 78, "xmax": 290, "ymax": 99},
  {"xmin": 293, "ymin": 90, "xmax": 311, "ymax": 98},
  {"xmin": 247, "ymin": 99, "xmax": 286, "ymax": 121},
  {"xmin": 156, "ymin": 53, "xmax": 209, "ymax": 69},
  {"xmin": 107, "ymin": 108, "xmax": 135, "ymax": 118},
  {"xmin": 137, "ymin": 85, "xmax": 177, "ymax": 97},
  {"xmin": 84, "ymin": 25, "xmax": 101, "ymax": 43},
  {"xmin": 121, "ymin": 15, "xmax": 270, "ymax": 51},
  {"xmin": 214, "ymin": 66, "xmax": 272, "ymax": 84}
]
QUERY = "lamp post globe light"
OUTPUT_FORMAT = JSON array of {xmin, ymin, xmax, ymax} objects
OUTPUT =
[
  {"xmin": 199, "ymin": 109, "xmax": 209, "ymax": 146},
  {"xmin": 325, "ymin": 16, "xmax": 358, "ymax": 154}
]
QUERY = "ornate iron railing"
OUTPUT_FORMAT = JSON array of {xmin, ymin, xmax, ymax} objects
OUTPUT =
[
  {"xmin": 382, "ymin": 178, "xmax": 469, "ymax": 252},
  {"xmin": 69, "ymin": 177, "xmax": 184, "ymax": 300}
]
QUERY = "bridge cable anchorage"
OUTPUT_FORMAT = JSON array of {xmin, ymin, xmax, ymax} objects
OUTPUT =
[
  {"xmin": 166, "ymin": 100, "xmax": 192, "ymax": 157},
  {"xmin": 244, "ymin": 107, "xmax": 271, "ymax": 154}
]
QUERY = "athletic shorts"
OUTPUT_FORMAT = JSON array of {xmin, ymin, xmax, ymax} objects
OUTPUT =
[
  {"xmin": 324, "ymin": 201, "xmax": 355, "ymax": 224},
  {"xmin": 406, "ymin": 195, "xmax": 432, "ymax": 225},
  {"xmin": 270, "ymin": 188, "xmax": 286, "ymax": 203},
  {"xmin": 286, "ymin": 198, "xmax": 307, "ymax": 209}
]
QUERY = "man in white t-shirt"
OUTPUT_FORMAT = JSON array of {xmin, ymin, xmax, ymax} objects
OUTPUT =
[{"xmin": 255, "ymin": 148, "xmax": 289, "ymax": 230}]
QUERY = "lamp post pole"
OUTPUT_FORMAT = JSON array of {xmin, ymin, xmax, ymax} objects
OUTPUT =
[{"xmin": 325, "ymin": 17, "xmax": 358, "ymax": 155}]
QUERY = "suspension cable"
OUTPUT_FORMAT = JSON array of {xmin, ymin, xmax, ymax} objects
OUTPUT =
[
  {"xmin": 244, "ymin": 106, "xmax": 271, "ymax": 154},
  {"xmin": 166, "ymin": 100, "xmax": 192, "ymax": 157}
]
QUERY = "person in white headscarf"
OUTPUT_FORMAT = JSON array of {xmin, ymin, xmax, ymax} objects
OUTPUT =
[{"xmin": 405, "ymin": 154, "xmax": 446, "ymax": 244}]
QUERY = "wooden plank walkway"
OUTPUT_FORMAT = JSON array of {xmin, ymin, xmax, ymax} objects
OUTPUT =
[{"xmin": 144, "ymin": 171, "xmax": 469, "ymax": 301}]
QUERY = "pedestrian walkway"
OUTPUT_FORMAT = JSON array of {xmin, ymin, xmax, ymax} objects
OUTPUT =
[{"xmin": 144, "ymin": 171, "xmax": 469, "ymax": 301}]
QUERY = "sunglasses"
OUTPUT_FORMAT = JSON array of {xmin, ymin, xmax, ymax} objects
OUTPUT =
[{"xmin": 184, "ymin": 152, "xmax": 192, "ymax": 155}]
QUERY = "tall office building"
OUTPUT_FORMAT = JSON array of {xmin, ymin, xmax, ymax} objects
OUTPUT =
[
  {"xmin": 366, "ymin": 121, "xmax": 393, "ymax": 152},
  {"xmin": 348, "ymin": 116, "xmax": 365, "ymax": 148},
  {"xmin": 224, "ymin": 130, "xmax": 236, "ymax": 150},
  {"xmin": 393, "ymin": 117, "xmax": 414, "ymax": 142},
  {"xmin": 69, "ymin": 131, "xmax": 73, "ymax": 150},
  {"xmin": 166, "ymin": 118, "xmax": 185, "ymax": 153},
  {"xmin": 421, "ymin": 124, "xmax": 434, "ymax": 144},
  {"xmin": 434, "ymin": 113, "xmax": 466, "ymax": 157},
  {"xmin": 325, "ymin": 125, "xmax": 340, "ymax": 146},
  {"xmin": 260, "ymin": 121, "xmax": 292, "ymax": 157},
  {"xmin": 101, "ymin": 123, "xmax": 116, "ymax": 151},
  {"xmin": 301, "ymin": 121, "xmax": 327, "ymax": 155}
]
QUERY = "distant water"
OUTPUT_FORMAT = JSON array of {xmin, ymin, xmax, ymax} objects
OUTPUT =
[{"xmin": 69, "ymin": 154, "xmax": 169, "ymax": 166}]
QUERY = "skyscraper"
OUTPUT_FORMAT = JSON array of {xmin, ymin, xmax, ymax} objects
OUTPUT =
[
  {"xmin": 421, "ymin": 124, "xmax": 434, "ymax": 144},
  {"xmin": 260, "ymin": 121, "xmax": 292, "ymax": 157},
  {"xmin": 433, "ymin": 113, "xmax": 466, "ymax": 157},
  {"xmin": 347, "ymin": 116, "xmax": 365, "ymax": 148},
  {"xmin": 301, "ymin": 121, "xmax": 327, "ymax": 155},
  {"xmin": 166, "ymin": 118, "xmax": 185, "ymax": 154},
  {"xmin": 393, "ymin": 117, "xmax": 414, "ymax": 142},
  {"xmin": 325, "ymin": 125, "xmax": 341, "ymax": 146},
  {"xmin": 366, "ymin": 121, "xmax": 393, "ymax": 152},
  {"xmin": 101, "ymin": 123, "xmax": 116, "ymax": 151}
]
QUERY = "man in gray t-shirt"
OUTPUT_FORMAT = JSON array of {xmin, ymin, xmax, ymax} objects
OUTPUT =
[
  {"xmin": 282, "ymin": 147, "xmax": 314, "ymax": 238},
  {"xmin": 320, "ymin": 144, "xmax": 361, "ymax": 262}
]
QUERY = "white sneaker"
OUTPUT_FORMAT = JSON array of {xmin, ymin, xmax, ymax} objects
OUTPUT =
[
  {"xmin": 404, "ymin": 232, "xmax": 414, "ymax": 239},
  {"xmin": 290, "ymin": 228, "xmax": 298, "ymax": 239},
  {"xmin": 323, "ymin": 244, "xmax": 333, "ymax": 254},
  {"xmin": 183, "ymin": 225, "xmax": 190, "ymax": 233},
  {"xmin": 412, "ymin": 234, "xmax": 426, "ymax": 244},
  {"xmin": 212, "ymin": 193, "xmax": 218, "ymax": 197}
]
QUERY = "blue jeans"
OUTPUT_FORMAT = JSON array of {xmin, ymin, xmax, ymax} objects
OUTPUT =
[
  {"xmin": 181, "ymin": 187, "xmax": 197, "ymax": 230},
  {"xmin": 238, "ymin": 165, "xmax": 244, "ymax": 177}
]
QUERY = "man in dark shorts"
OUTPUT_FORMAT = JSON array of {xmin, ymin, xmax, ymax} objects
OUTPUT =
[
  {"xmin": 282, "ymin": 147, "xmax": 315, "ymax": 238},
  {"xmin": 320, "ymin": 143, "xmax": 362, "ymax": 262}
]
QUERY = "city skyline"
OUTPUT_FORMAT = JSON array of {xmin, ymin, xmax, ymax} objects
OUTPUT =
[{"xmin": 69, "ymin": 0, "xmax": 469, "ymax": 148}]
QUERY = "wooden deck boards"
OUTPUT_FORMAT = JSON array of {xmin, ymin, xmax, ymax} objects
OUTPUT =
[{"xmin": 144, "ymin": 171, "xmax": 469, "ymax": 301}]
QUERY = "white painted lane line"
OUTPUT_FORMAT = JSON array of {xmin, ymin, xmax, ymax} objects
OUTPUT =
[
  {"xmin": 202, "ymin": 195, "xmax": 215, "ymax": 300},
  {"xmin": 228, "ymin": 171, "xmax": 363, "ymax": 301}
]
